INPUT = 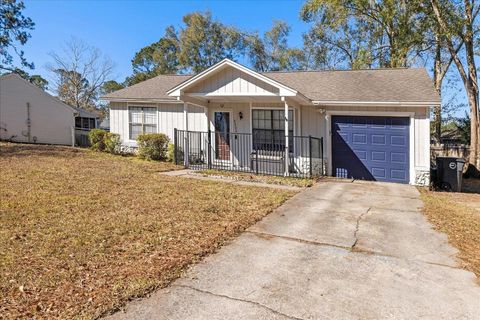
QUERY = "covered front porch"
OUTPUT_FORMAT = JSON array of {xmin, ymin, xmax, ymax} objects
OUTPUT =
[
  {"xmin": 167, "ymin": 60, "xmax": 324, "ymax": 178},
  {"xmin": 173, "ymin": 128, "xmax": 324, "ymax": 178}
]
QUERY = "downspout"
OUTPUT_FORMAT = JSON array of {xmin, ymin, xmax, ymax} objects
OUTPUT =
[{"xmin": 26, "ymin": 102, "xmax": 31, "ymax": 143}]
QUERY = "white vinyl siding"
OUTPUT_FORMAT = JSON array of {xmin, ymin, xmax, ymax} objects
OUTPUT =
[
  {"xmin": 110, "ymin": 102, "xmax": 208, "ymax": 146},
  {"xmin": 0, "ymin": 74, "xmax": 75, "ymax": 145},
  {"xmin": 186, "ymin": 66, "xmax": 279, "ymax": 95},
  {"xmin": 129, "ymin": 107, "xmax": 157, "ymax": 140}
]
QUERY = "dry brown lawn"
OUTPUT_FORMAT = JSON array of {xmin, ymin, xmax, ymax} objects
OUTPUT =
[
  {"xmin": 196, "ymin": 169, "xmax": 315, "ymax": 187},
  {"xmin": 420, "ymin": 180, "xmax": 480, "ymax": 280},
  {"xmin": 0, "ymin": 142, "xmax": 294, "ymax": 319}
]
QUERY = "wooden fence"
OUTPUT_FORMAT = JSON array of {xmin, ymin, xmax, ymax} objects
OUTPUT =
[{"xmin": 431, "ymin": 144, "xmax": 470, "ymax": 161}]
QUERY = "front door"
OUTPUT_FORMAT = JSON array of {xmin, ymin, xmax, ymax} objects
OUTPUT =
[{"xmin": 214, "ymin": 112, "xmax": 231, "ymax": 160}]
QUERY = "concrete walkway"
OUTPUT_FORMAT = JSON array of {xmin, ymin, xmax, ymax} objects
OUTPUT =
[{"xmin": 108, "ymin": 181, "xmax": 480, "ymax": 320}]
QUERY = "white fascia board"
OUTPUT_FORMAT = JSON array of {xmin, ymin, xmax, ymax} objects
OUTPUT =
[
  {"xmin": 312, "ymin": 100, "xmax": 440, "ymax": 107},
  {"xmin": 188, "ymin": 92, "xmax": 279, "ymax": 97},
  {"xmin": 166, "ymin": 58, "xmax": 298, "ymax": 97},
  {"xmin": 100, "ymin": 97, "xmax": 182, "ymax": 104}
]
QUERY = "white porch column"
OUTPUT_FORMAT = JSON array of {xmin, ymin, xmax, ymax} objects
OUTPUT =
[
  {"xmin": 183, "ymin": 102, "xmax": 189, "ymax": 166},
  {"xmin": 283, "ymin": 97, "xmax": 289, "ymax": 176}
]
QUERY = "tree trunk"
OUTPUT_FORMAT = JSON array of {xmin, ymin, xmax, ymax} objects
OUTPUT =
[
  {"xmin": 430, "ymin": 0, "xmax": 480, "ymax": 169},
  {"xmin": 464, "ymin": 0, "xmax": 480, "ymax": 168},
  {"xmin": 467, "ymin": 90, "xmax": 479, "ymax": 167},
  {"xmin": 433, "ymin": 40, "xmax": 442, "ymax": 143}
]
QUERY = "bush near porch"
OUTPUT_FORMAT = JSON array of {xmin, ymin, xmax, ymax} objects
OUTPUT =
[{"xmin": 0, "ymin": 142, "xmax": 294, "ymax": 319}]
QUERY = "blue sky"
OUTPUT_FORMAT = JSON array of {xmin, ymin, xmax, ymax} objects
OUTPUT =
[
  {"xmin": 23, "ymin": 0, "xmax": 308, "ymax": 82},
  {"xmin": 19, "ymin": 0, "xmax": 469, "ymax": 116}
]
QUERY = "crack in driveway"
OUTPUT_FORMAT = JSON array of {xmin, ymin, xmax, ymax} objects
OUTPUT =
[
  {"xmin": 246, "ymin": 229, "xmax": 463, "ymax": 271},
  {"xmin": 352, "ymin": 207, "xmax": 372, "ymax": 250},
  {"xmin": 246, "ymin": 230, "xmax": 352, "ymax": 251},
  {"xmin": 173, "ymin": 284, "xmax": 306, "ymax": 320}
]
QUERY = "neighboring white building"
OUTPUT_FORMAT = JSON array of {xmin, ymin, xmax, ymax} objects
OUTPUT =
[
  {"xmin": 102, "ymin": 59, "xmax": 440, "ymax": 185},
  {"xmin": 0, "ymin": 73, "xmax": 100, "ymax": 146}
]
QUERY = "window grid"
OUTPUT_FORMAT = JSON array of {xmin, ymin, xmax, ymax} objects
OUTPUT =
[
  {"xmin": 252, "ymin": 110, "xmax": 293, "ymax": 151},
  {"xmin": 75, "ymin": 117, "xmax": 97, "ymax": 130},
  {"xmin": 129, "ymin": 107, "xmax": 157, "ymax": 140}
]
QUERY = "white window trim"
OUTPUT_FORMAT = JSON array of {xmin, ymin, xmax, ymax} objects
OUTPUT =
[
  {"xmin": 127, "ymin": 105, "xmax": 158, "ymax": 142},
  {"xmin": 249, "ymin": 107, "xmax": 296, "ymax": 154}
]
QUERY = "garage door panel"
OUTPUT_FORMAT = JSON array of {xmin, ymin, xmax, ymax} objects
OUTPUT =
[
  {"xmin": 350, "ymin": 149, "xmax": 367, "ymax": 160},
  {"xmin": 391, "ymin": 152, "xmax": 407, "ymax": 163},
  {"xmin": 352, "ymin": 133, "xmax": 367, "ymax": 144},
  {"xmin": 391, "ymin": 135, "xmax": 407, "ymax": 146},
  {"xmin": 332, "ymin": 116, "xmax": 410, "ymax": 184},
  {"xmin": 371, "ymin": 134, "xmax": 387, "ymax": 145},
  {"xmin": 371, "ymin": 167, "xmax": 387, "ymax": 179},
  {"xmin": 391, "ymin": 169, "xmax": 407, "ymax": 181},
  {"xmin": 371, "ymin": 151, "xmax": 387, "ymax": 162}
]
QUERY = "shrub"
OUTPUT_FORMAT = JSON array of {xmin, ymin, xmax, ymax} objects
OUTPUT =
[
  {"xmin": 88, "ymin": 129, "xmax": 107, "ymax": 151},
  {"xmin": 104, "ymin": 132, "xmax": 121, "ymax": 154},
  {"xmin": 167, "ymin": 143, "xmax": 175, "ymax": 162},
  {"xmin": 137, "ymin": 133, "xmax": 169, "ymax": 160}
]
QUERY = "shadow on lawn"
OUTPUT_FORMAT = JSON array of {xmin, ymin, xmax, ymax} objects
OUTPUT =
[
  {"xmin": 463, "ymin": 178, "xmax": 480, "ymax": 194},
  {"xmin": 0, "ymin": 142, "xmax": 84, "ymax": 159}
]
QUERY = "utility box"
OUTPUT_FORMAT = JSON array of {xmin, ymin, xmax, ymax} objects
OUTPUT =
[{"xmin": 435, "ymin": 157, "xmax": 465, "ymax": 192}]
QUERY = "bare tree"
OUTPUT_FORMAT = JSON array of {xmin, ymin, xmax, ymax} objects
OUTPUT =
[{"xmin": 47, "ymin": 38, "xmax": 115, "ymax": 111}]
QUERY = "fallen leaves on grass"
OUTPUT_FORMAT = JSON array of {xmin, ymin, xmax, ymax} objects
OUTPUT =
[
  {"xmin": 0, "ymin": 142, "xmax": 294, "ymax": 319},
  {"xmin": 196, "ymin": 169, "xmax": 315, "ymax": 187},
  {"xmin": 419, "ymin": 185, "xmax": 480, "ymax": 280}
]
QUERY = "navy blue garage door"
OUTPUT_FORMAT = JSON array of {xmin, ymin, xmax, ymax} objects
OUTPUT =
[{"xmin": 332, "ymin": 116, "xmax": 410, "ymax": 183}]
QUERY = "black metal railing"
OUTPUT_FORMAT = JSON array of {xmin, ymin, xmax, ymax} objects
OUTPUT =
[{"xmin": 174, "ymin": 129, "xmax": 324, "ymax": 178}]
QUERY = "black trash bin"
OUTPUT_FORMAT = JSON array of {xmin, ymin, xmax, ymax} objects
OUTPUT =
[{"xmin": 436, "ymin": 157, "xmax": 465, "ymax": 192}]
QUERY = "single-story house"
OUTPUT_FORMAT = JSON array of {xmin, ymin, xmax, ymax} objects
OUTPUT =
[
  {"xmin": 102, "ymin": 59, "xmax": 440, "ymax": 185},
  {"xmin": 0, "ymin": 73, "xmax": 100, "ymax": 147}
]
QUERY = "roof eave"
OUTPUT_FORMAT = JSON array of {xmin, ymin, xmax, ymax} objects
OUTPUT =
[
  {"xmin": 312, "ymin": 100, "xmax": 441, "ymax": 107},
  {"xmin": 100, "ymin": 96, "xmax": 181, "ymax": 103}
]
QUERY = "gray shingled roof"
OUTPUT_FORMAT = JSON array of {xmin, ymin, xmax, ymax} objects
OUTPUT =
[
  {"xmin": 103, "ymin": 74, "xmax": 190, "ymax": 101},
  {"xmin": 103, "ymin": 68, "xmax": 440, "ymax": 104}
]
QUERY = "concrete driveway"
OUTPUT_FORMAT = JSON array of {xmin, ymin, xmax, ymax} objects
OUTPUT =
[{"xmin": 109, "ymin": 181, "xmax": 480, "ymax": 320}]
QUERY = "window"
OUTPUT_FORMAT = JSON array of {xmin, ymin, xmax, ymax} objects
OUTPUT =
[
  {"xmin": 89, "ymin": 118, "xmax": 96, "ymax": 129},
  {"xmin": 252, "ymin": 109, "xmax": 293, "ymax": 151},
  {"xmin": 75, "ymin": 117, "xmax": 97, "ymax": 130},
  {"xmin": 129, "ymin": 107, "xmax": 157, "ymax": 140}
]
